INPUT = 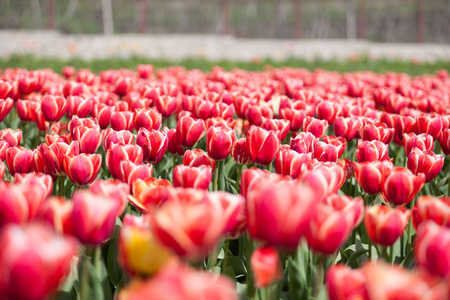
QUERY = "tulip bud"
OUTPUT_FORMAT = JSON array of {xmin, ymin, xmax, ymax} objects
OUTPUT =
[
  {"xmin": 403, "ymin": 133, "xmax": 434, "ymax": 156},
  {"xmin": 240, "ymin": 167, "xmax": 270, "ymax": 198},
  {"xmin": 119, "ymin": 161, "xmax": 153, "ymax": 188},
  {"xmin": 135, "ymin": 129, "xmax": 169, "ymax": 164},
  {"xmin": 155, "ymin": 95, "xmax": 179, "ymax": 118},
  {"xmin": 40, "ymin": 196, "xmax": 74, "ymax": 235},
  {"xmin": 166, "ymin": 128, "xmax": 185, "ymax": 156},
  {"xmin": 316, "ymin": 101, "xmax": 342, "ymax": 124},
  {"xmin": 45, "ymin": 133, "xmax": 71, "ymax": 145},
  {"xmin": 129, "ymin": 178, "xmax": 172, "ymax": 213},
  {"xmin": 360, "ymin": 121, "xmax": 394, "ymax": 144},
  {"xmin": 290, "ymin": 132, "xmax": 317, "ymax": 154},
  {"xmin": 326, "ymin": 265, "xmax": 369, "ymax": 300},
  {"xmin": 206, "ymin": 126, "xmax": 237, "ymax": 161},
  {"xmin": 312, "ymin": 139, "xmax": 343, "ymax": 162},
  {"xmin": 247, "ymin": 125, "xmax": 280, "ymax": 166},
  {"xmin": 71, "ymin": 190, "xmax": 124, "ymax": 245},
  {"xmin": 279, "ymin": 105, "xmax": 315, "ymax": 132},
  {"xmin": 92, "ymin": 103, "xmax": 114, "ymax": 129},
  {"xmin": 333, "ymin": 116, "xmax": 361, "ymax": 140},
  {"xmin": 251, "ymin": 247, "xmax": 283, "ymax": 288},
  {"xmin": 0, "ymin": 128, "xmax": 22, "ymax": 147},
  {"xmin": 39, "ymin": 142, "xmax": 72, "ymax": 177},
  {"xmin": 412, "ymin": 196, "xmax": 450, "ymax": 229},
  {"xmin": 176, "ymin": 116, "xmax": 206, "ymax": 148},
  {"xmin": 133, "ymin": 108, "xmax": 162, "ymax": 131},
  {"xmin": 231, "ymin": 138, "xmax": 252, "ymax": 165},
  {"xmin": 354, "ymin": 161, "xmax": 392, "ymax": 195},
  {"xmin": 183, "ymin": 149, "xmax": 216, "ymax": 171},
  {"xmin": 303, "ymin": 116, "xmax": 328, "ymax": 138},
  {"xmin": 66, "ymin": 95, "xmax": 93, "ymax": 118},
  {"xmin": 262, "ymin": 119, "xmax": 290, "ymax": 141},
  {"xmin": 439, "ymin": 128, "xmax": 450, "ymax": 156},
  {"xmin": 364, "ymin": 204, "xmax": 410, "ymax": 246},
  {"xmin": 356, "ymin": 140, "xmax": 390, "ymax": 163},
  {"xmin": 0, "ymin": 140, "xmax": 8, "ymax": 161},
  {"xmin": 41, "ymin": 95, "xmax": 67, "ymax": 122},
  {"xmin": 106, "ymin": 144, "xmax": 144, "ymax": 180},
  {"xmin": 173, "ymin": 165, "xmax": 212, "ymax": 190},
  {"xmin": 118, "ymin": 214, "xmax": 174, "ymax": 276},
  {"xmin": 14, "ymin": 172, "xmax": 53, "ymax": 199},
  {"xmin": 101, "ymin": 128, "xmax": 134, "ymax": 152},
  {"xmin": 275, "ymin": 146, "xmax": 311, "ymax": 179},
  {"xmin": 0, "ymin": 223, "xmax": 79, "ymax": 300},
  {"xmin": 6, "ymin": 146, "xmax": 34, "ymax": 176},
  {"xmin": 64, "ymin": 153, "xmax": 102, "ymax": 186},
  {"xmin": 246, "ymin": 105, "xmax": 273, "ymax": 126},
  {"xmin": 299, "ymin": 162, "xmax": 345, "ymax": 196},
  {"xmin": 394, "ymin": 115, "xmax": 416, "ymax": 144},
  {"xmin": 381, "ymin": 167, "xmax": 425, "ymax": 206},
  {"xmin": 407, "ymin": 149, "xmax": 443, "ymax": 183},
  {"xmin": 416, "ymin": 114, "xmax": 443, "ymax": 140},
  {"xmin": 415, "ymin": 221, "xmax": 450, "ymax": 278},
  {"xmin": 0, "ymin": 98, "xmax": 13, "ymax": 123},
  {"xmin": 194, "ymin": 98, "xmax": 214, "ymax": 120},
  {"xmin": 111, "ymin": 111, "xmax": 134, "ymax": 131}
]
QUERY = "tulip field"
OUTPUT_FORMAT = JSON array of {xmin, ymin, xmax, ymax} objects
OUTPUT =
[{"xmin": 1, "ymin": 63, "xmax": 450, "ymax": 300}]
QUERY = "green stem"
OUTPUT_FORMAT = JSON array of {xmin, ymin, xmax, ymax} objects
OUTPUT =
[
  {"xmin": 246, "ymin": 234, "xmax": 255, "ymax": 298},
  {"xmin": 217, "ymin": 160, "xmax": 225, "ymax": 191},
  {"xmin": 268, "ymin": 162, "xmax": 273, "ymax": 173},
  {"xmin": 94, "ymin": 246, "xmax": 102, "ymax": 279},
  {"xmin": 222, "ymin": 239, "xmax": 230, "ymax": 272},
  {"xmin": 400, "ymin": 234, "xmax": 404, "ymax": 259},
  {"xmin": 172, "ymin": 154, "xmax": 177, "ymax": 170},
  {"xmin": 407, "ymin": 196, "xmax": 418, "ymax": 254},
  {"xmin": 389, "ymin": 244, "xmax": 394, "ymax": 264},
  {"xmin": 447, "ymin": 172, "xmax": 450, "ymax": 196},
  {"xmin": 313, "ymin": 255, "xmax": 325, "ymax": 297},
  {"xmin": 213, "ymin": 163, "xmax": 219, "ymax": 192},
  {"xmin": 265, "ymin": 286, "xmax": 273, "ymax": 300},
  {"xmin": 206, "ymin": 246, "xmax": 219, "ymax": 270},
  {"xmin": 79, "ymin": 257, "xmax": 89, "ymax": 300},
  {"xmin": 59, "ymin": 176, "xmax": 65, "ymax": 197},
  {"xmin": 235, "ymin": 164, "xmax": 243, "ymax": 193},
  {"xmin": 368, "ymin": 237, "xmax": 372, "ymax": 261}
]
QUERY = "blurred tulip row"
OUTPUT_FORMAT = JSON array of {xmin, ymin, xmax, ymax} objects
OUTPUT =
[{"xmin": 0, "ymin": 65, "xmax": 450, "ymax": 300}]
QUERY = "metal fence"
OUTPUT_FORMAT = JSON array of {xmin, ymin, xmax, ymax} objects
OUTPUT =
[{"xmin": 1, "ymin": 0, "xmax": 449, "ymax": 43}]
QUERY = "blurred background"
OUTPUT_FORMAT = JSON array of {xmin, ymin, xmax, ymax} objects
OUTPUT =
[{"xmin": 1, "ymin": 0, "xmax": 449, "ymax": 43}]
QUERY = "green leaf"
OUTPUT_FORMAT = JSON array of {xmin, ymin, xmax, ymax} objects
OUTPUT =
[{"xmin": 106, "ymin": 222, "xmax": 123, "ymax": 288}]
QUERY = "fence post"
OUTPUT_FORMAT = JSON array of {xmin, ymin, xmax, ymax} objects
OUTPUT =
[
  {"xmin": 294, "ymin": 0, "xmax": 302, "ymax": 39},
  {"xmin": 139, "ymin": 0, "xmax": 148, "ymax": 33},
  {"xmin": 417, "ymin": 0, "xmax": 424, "ymax": 43},
  {"xmin": 358, "ymin": 0, "xmax": 367, "ymax": 39},
  {"xmin": 47, "ymin": 0, "xmax": 55, "ymax": 30}
]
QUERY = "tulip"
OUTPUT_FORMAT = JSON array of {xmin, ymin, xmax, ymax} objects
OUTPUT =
[
  {"xmin": 326, "ymin": 265, "xmax": 369, "ymax": 300},
  {"xmin": 117, "ymin": 263, "xmax": 238, "ymax": 300},
  {"xmin": 381, "ymin": 167, "xmax": 425, "ymax": 206},
  {"xmin": 6, "ymin": 146, "xmax": 34, "ymax": 176},
  {"xmin": 119, "ymin": 160, "xmax": 153, "ymax": 188},
  {"xmin": 0, "ymin": 81, "xmax": 13, "ymax": 99},
  {"xmin": 45, "ymin": 133, "xmax": 71, "ymax": 145},
  {"xmin": 0, "ymin": 182, "xmax": 29, "ymax": 227},
  {"xmin": 194, "ymin": 98, "xmax": 214, "ymax": 120},
  {"xmin": 364, "ymin": 204, "xmax": 410, "ymax": 246},
  {"xmin": 101, "ymin": 128, "xmax": 134, "ymax": 152},
  {"xmin": 394, "ymin": 115, "xmax": 416, "ymax": 144},
  {"xmin": 114, "ymin": 77, "xmax": 133, "ymax": 96},
  {"xmin": 412, "ymin": 196, "xmax": 450, "ymax": 229},
  {"xmin": 275, "ymin": 146, "xmax": 311, "ymax": 179},
  {"xmin": 183, "ymin": 149, "xmax": 216, "ymax": 171},
  {"xmin": 89, "ymin": 179, "xmax": 130, "ymax": 215},
  {"xmin": 176, "ymin": 116, "xmax": 206, "ymax": 148},
  {"xmin": 231, "ymin": 138, "xmax": 252, "ymax": 165},
  {"xmin": 262, "ymin": 118, "xmax": 290, "ymax": 141},
  {"xmin": 152, "ymin": 192, "xmax": 226, "ymax": 260},
  {"xmin": 316, "ymin": 101, "xmax": 342, "ymax": 124},
  {"xmin": 92, "ymin": 103, "xmax": 114, "ymax": 129},
  {"xmin": 106, "ymin": 144, "xmax": 144, "ymax": 179},
  {"xmin": 0, "ymin": 223, "xmax": 79, "ymax": 300},
  {"xmin": 68, "ymin": 116, "xmax": 99, "ymax": 140},
  {"xmin": 246, "ymin": 177, "xmax": 320, "ymax": 248},
  {"xmin": 312, "ymin": 139, "xmax": 343, "ymax": 162},
  {"xmin": 290, "ymin": 132, "xmax": 317, "ymax": 154},
  {"xmin": 173, "ymin": 165, "xmax": 212, "ymax": 190},
  {"xmin": 14, "ymin": 172, "xmax": 53, "ymax": 199},
  {"xmin": 240, "ymin": 167, "xmax": 270, "ymax": 198},
  {"xmin": 118, "ymin": 214, "xmax": 174, "ymax": 276},
  {"xmin": 415, "ymin": 221, "xmax": 450, "ymax": 278},
  {"xmin": 415, "ymin": 114, "xmax": 443, "ymax": 140},
  {"xmin": 212, "ymin": 102, "xmax": 235, "ymax": 120},
  {"xmin": 251, "ymin": 247, "xmax": 283, "ymax": 288},
  {"xmin": 166, "ymin": 128, "xmax": 185, "ymax": 156},
  {"xmin": 155, "ymin": 95, "xmax": 179, "ymax": 118},
  {"xmin": 0, "ymin": 140, "xmax": 8, "ymax": 161},
  {"xmin": 31, "ymin": 106, "xmax": 49, "ymax": 132},
  {"xmin": 110, "ymin": 111, "xmax": 133, "ymax": 131},
  {"xmin": 40, "ymin": 196, "xmax": 74, "ymax": 235},
  {"xmin": 407, "ymin": 148, "xmax": 444, "ymax": 183},
  {"xmin": 39, "ymin": 142, "xmax": 72, "ymax": 177},
  {"xmin": 299, "ymin": 161, "xmax": 345, "ymax": 196},
  {"xmin": 129, "ymin": 178, "xmax": 172, "ymax": 213},
  {"xmin": 279, "ymin": 105, "xmax": 315, "ymax": 132},
  {"xmin": 333, "ymin": 116, "xmax": 361, "ymax": 140},
  {"xmin": 206, "ymin": 126, "xmax": 237, "ymax": 161},
  {"xmin": 135, "ymin": 129, "xmax": 169, "ymax": 164},
  {"xmin": 71, "ymin": 190, "xmax": 124, "ymax": 245},
  {"xmin": 66, "ymin": 95, "xmax": 93, "ymax": 118},
  {"xmin": 133, "ymin": 108, "xmax": 162, "ymax": 131},
  {"xmin": 64, "ymin": 153, "xmax": 102, "ymax": 186},
  {"xmin": 206, "ymin": 191, "xmax": 245, "ymax": 235},
  {"xmin": 247, "ymin": 125, "xmax": 280, "ymax": 166},
  {"xmin": 354, "ymin": 161, "xmax": 392, "ymax": 195},
  {"xmin": 0, "ymin": 160, "xmax": 4, "ymax": 179},
  {"xmin": 0, "ymin": 128, "xmax": 22, "ymax": 147},
  {"xmin": 303, "ymin": 116, "xmax": 328, "ymax": 138},
  {"xmin": 439, "ymin": 128, "xmax": 450, "ymax": 155},
  {"xmin": 360, "ymin": 121, "xmax": 394, "ymax": 144},
  {"xmin": 246, "ymin": 105, "xmax": 273, "ymax": 126},
  {"xmin": 0, "ymin": 98, "xmax": 13, "ymax": 122},
  {"xmin": 356, "ymin": 140, "xmax": 390, "ymax": 163},
  {"xmin": 41, "ymin": 95, "xmax": 67, "ymax": 122},
  {"xmin": 403, "ymin": 133, "xmax": 434, "ymax": 156}
]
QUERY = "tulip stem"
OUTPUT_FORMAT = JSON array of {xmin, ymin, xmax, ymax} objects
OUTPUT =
[
  {"xmin": 213, "ymin": 163, "xmax": 219, "ymax": 191},
  {"xmin": 222, "ymin": 239, "xmax": 230, "ymax": 272},
  {"xmin": 59, "ymin": 176, "xmax": 65, "ymax": 197},
  {"xmin": 94, "ymin": 246, "xmax": 102, "ymax": 279},
  {"xmin": 246, "ymin": 234, "xmax": 255, "ymax": 298},
  {"xmin": 206, "ymin": 246, "xmax": 218, "ymax": 270},
  {"xmin": 368, "ymin": 238, "xmax": 372, "ymax": 261},
  {"xmin": 400, "ymin": 234, "xmax": 404, "ymax": 258},
  {"xmin": 235, "ymin": 164, "xmax": 243, "ymax": 193},
  {"xmin": 447, "ymin": 172, "xmax": 450, "ymax": 196},
  {"xmin": 407, "ymin": 196, "xmax": 417, "ymax": 254},
  {"xmin": 218, "ymin": 160, "xmax": 225, "ymax": 191},
  {"xmin": 79, "ymin": 257, "xmax": 89, "ymax": 300}
]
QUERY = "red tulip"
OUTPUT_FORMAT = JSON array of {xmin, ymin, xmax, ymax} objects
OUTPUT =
[
  {"xmin": 231, "ymin": 138, "xmax": 252, "ymax": 165},
  {"xmin": 6, "ymin": 146, "xmax": 34, "ymax": 176},
  {"xmin": 0, "ymin": 223, "xmax": 79, "ymax": 300},
  {"xmin": 45, "ymin": 133, "xmax": 71, "ymax": 145},
  {"xmin": 0, "ymin": 128, "xmax": 22, "ymax": 147},
  {"xmin": 356, "ymin": 140, "xmax": 389, "ymax": 163},
  {"xmin": 117, "ymin": 263, "xmax": 238, "ymax": 300},
  {"xmin": 64, "ymin": 153, "xmax": 102, "ymax": 186},
  {"xmin": 66, "ymin": 95, "xmax": 93, "ymax": 118},
  {"xmin": 353, "ymin": 161, "xmax": 392, "ymax": 195},
  {"xmin": 275, "ymin": 146, "xmax": 311, "ymax": 179},
  {"xmin": 40, "ymin": 197, "xmax": 74, "ymax": 235},
  {"xmin": 133, "ymin": 108, "xmax": 162, "ymax": 131},
  {"xmin": 129, "ymin": 178, "xmax": 172, "ymax": 212},
  {"xmin": 299, "ymin": 161, "xmax": 345, "ymax": 196},
  {"xmin": 92, "ymin": 103, "xmax": 114, "ymax": 129},
  {"xmin": 416, "ymin": 114, "xmax": 443, "ymax": 140},
  {"xmin": 439, "ymin": 128, "xmax": 450, "ymax": 156},
  {"xmin": 326, "ymin": 265, "xmax": 369, "ymax": 300},
  {"xmin": 251, "ymin": 247, "xmax": 283, "ymax": 288},
  {"xmin": 262, "ymin": 118, "xmax": 290, "ymax": 141},
  {"xmin": 303, "ymin": 116, "xmax": 328, "ymax": 138},
  {"xmin": 312, "ymin": 139, "xmax": 344, "ymax": 162},
  {"xmin": 166, "ymin": 128, "xmax": 185, "ymax": 156},
  {"xmin": 246, "ymin": 105, "xmax": 273, "ymax": 126},
  {"xmin": 68, "ymin": 116, "xmax": 99, "ymax": 140},
  {"xmin": 0, "ymin": 140, "xmax": 8, "ymax": 161},
  {"xmin": 183, "ymin": 149, "xmax": 216, "ymax": 171},
  {"xmin": 412, "ymin": 196, "xmax": 450, "ymax": 229},
  {"xmin": 316, "ymin": 101, "xmax": 342, "ymax": 124},
  {"xmin": 279, "ymin": 106, "xmax": 314, "ymax": 132},
  {"xmin": 333, "ymin": 116, "xmax": 361, "ymax": 140},
  {"xmin": 101, "ymin": 128, "xmax": 134, "ymax": 151},
  {"xmin": 89, "ymin": 179, "xmax": 130, "ymax": 216},
  {"xmin": 360, "ymin": 121, "xmax": 394, "ymax": 144},
  {"xmin": 0, "ymin": 160, "xmax": 4, "ymax": 179},
  {"xmin": 381, "ymin": 166, "xmax": 425, "ymax": 206},
  {"xmin": 0, "ymin": 80, "xmax": 13, "ymax": 99},
  {"xmin": 173, "ymin": 165, "xmax": 212, "ymax": 190},
  {"xmin": 247, "ymin": 125, "xmax": 280, "ymax": 166},
  {"xmin": 407, "ymin": 148, "xmax": 443, "ymax": 183},
  {"xmin": 194, "ymin": 98, "xmax": 214, "ymax": 120},
  {"xmin": 206, "ymin": 126, "xmax": 237, "ymax": 161},
  {"xmin": 0, "ymin": 98, "xmax": 13, "ymax": 122},
  {"xmin": 14, "ymin": 172, "xmax": 53, "ymax": 199},
  {"xmin": 290, "ymin": 131, "xmax": 317, "ymax": 154},
  {"xmin": 76, "ymin": 126, "xmax": 101, "ymax": 154},
  {"xmin": 403, "ymin": 133, "xmax": 434, "ymax": 156},
  {"xmin": 394, "ymin": 115, "xmax": 416, "ymax": 144},
  {"xmin": 71, "ymin": 190, "xmax": 124, "ymax": 245},
  {"xmin": 136, "ymin": 129, "xmax": 169, "ymax": 164},
  {"xmin": 119, "ymin": 160, "xmax": 153, "ymax": 188},
  {"xmin": 155, "ymin": 95, "xmax": 179, "ymax": 118},
  {"xmin": 364, "ymin": 204, "xmax": 410, "ymax": 246},
  {"xmin": 31, "ymin": 106, "xmax": 49, "ymax": 132},
  {"xmin": 106, "ymin": 144, "xmax": 144, "ymax": 179},
  {"xmin": 240, "ymin": 167, "xmax": 269, "ymax": 198},
  {"xmin": 415, "ymin": 221, "xmax": 450, "ymax": 278},
  {"xmin": 176, "ymin": 116, "xmax": 206, "ymax": 148},
  {"xmin": 246, "ymin": 176, "xmax": 320, "ymax": 248},
  {"xmin": 111, "ymin": 111, "xmax": 134, "ymax": 131},
  {"xmin": 39, "ymin": 142, "xmax": 72, "ymax": 177},
  {"xmin": 212, "ymin": 102, "xmax": 235, "ymax": 120},
  {"xmin": 41, "ymin": 95, "xmax": 67, "ymax": 122}
]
